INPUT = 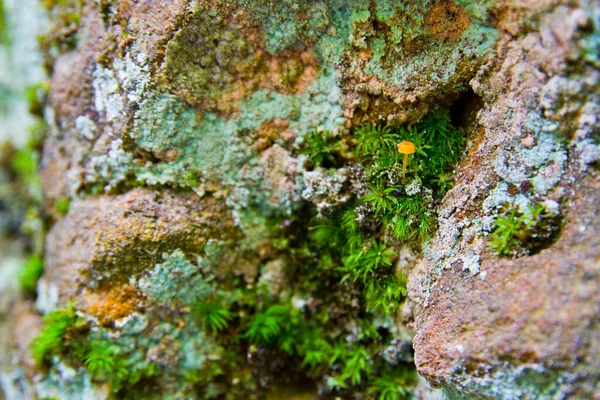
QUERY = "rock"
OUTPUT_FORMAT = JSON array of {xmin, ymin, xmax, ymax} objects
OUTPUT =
[
  {"xmin": 40, "ymin": 188, "xmax": 245, "ymax": 310},
  {"xmin": 409, "ymin": 3, "xmax": 600, "ymax": 398},
  {"xmin": 2, "ymin": 0, "xmax": 599, "ymax": 399}
]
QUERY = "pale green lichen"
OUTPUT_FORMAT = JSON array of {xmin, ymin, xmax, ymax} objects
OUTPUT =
[
  {"xmin": 493, "ymin": 130, "xmax": 567, "ymax": 196},
  {"xmin": 137, "ymin": 250, "xmax": 217, "ymax": 305},
  {"xmin": 33, "ymin": 359, "xmax": 108, "ymax": 400},
  {"xmin": 86, "ymin": 54, "xmax": 344, "ymax": 217},
  {"xmin": 358, "ymin": 1, "xmax": 499, "ymax": 88},
  {"xmin": 74, "ymin": 115, "xmax": 97, "ymax": 140},
  {"xmin": 443, "ymin": 363, "xmax": 582, "ymax": 400}
]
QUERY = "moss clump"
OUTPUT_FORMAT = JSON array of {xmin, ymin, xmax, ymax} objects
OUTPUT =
[
  {"xmin": 489, "ymin": 202, "xmax": 563, "ymax": 257},
  {"xmin": 192, "ymin": 297, "xmax": 232, "ymax": 332},
  {"xmin": 298, "ymin": 129, "xmax": 343, "ymax": 169},
  {"xmin": 54, "ymin": 198, "xmax": 71, "ymax": 216},
  {"xmin": 28, "ymin": 107, "xmax": 463, "ymax": 399},
  {"xmin": 30, "ymin": 303, "xmax": 78, "ymax": 365},
  {"xmin": 19, "ymin": 254, "xmax": 44, "ymax": 293}
]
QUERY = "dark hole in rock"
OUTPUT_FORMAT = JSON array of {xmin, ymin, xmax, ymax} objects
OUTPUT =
[{"xmin": 449, "ymin": 87, "xmax": 483, "ymax": 130}]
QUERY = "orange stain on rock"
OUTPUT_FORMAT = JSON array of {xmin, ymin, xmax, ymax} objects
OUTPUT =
[
  {"xmin": 84, "ymin": 284, "xmax": 143, "ymax": 325},
  {"xmin": 427, "ymin": 1, "xmax": 470, "ymax": 42}
]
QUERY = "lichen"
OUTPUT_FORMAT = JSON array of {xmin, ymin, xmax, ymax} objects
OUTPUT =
[
  {"xmin": 92, "ymin": 64, "xmax": 123, "ymax": 123},
  {"xmin": 443, "ymin": 363, "xmax": 581, "ymax": 400},
  {"xmin": 137, "ymin": 250, "xmax": 217, "ymax": 306}
]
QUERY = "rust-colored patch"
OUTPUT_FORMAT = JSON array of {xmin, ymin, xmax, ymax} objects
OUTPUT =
[
  {"xmin": 84, "ymin": 284, "xmax": 143, "ymax": 325},
  {"xmin": 113, "ymin": 0, "xmax": 190, "ymax": 67},
  {"xmin": 248, "ymin": 119, "xmax": 295, "ymax": 152},
  {"xmin": 215, "ymin": 49, "xmax": 319, "ymax": 117},
  {"xmin": 427, "ymin": 1, "xmax": 470, "ymax": 42}
]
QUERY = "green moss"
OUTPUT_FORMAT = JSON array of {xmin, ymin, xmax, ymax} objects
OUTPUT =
[
  {"xmin": 54, "ymin": 198, "xmax": 71, "ymax": 216},
  {"xmin": 30, "ymin": 303, "xmax": 78, "ymax": 365},
  {"xmin": 192, "ymin": 297, "xmax": 232, "ymax": 332},
  {"xmin": 298, "ymin": 129, "xmax": 342, "ymax": 168},
  {"xmin": 489, "ymin": 203, "xmax": 562, "ymax": 257},
  {"xmin": 369, "ymin": 368, "xmax": 416, "ymax": 400},
  {"xmin": 24, "ymin": 83, "xmax": 48, "ymax": 118},
  {"xmin": 19, "ymin": 254, "xmax": 44, "ymax": 292},
  {"xmin": 0, "ymin": 0, "xmax": 5, "ymax": 44}
]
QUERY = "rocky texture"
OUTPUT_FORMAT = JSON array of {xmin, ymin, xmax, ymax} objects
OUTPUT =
[
  {"xmin": 1, "ymin": 0, "xmax": 599, "ymax": 399},
  {"xmin": 408, "ymin": 2, "xmax": 600, "ymax": 398},
  {"xmin": 39, "ymin": 189, "xmax": 251, "ymax": 313},
  {"xmin": 414, "ymin": 173, "xmax": 600, "ymax": 398}
]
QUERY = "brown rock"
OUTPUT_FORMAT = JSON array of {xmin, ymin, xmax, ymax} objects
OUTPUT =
[{"xmin": 41, "ymin": 189, "xmax": 242, "ymax": 308}]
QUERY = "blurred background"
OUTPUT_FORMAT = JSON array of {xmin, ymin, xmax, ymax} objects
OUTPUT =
[{"xmin": 0, "ymin": 0, "xmax": 48, "ymax": 375}]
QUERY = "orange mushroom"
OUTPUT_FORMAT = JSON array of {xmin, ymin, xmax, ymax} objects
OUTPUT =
[{"xmin": 397, "ymin": 141, "xmax": 416, "ymax": 184}]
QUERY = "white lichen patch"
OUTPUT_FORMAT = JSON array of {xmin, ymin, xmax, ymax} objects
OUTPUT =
[
  {"xmin": 493, "ymin": 130, "xmax": 567, "ymax": 195},
  {"xmin": 463, "ymin": 249, "xmax": 481, "ymax": 276},
  {"xmin": 114, "ymin": 313, "xmax": 149, "ymax": 335},
  {"xmin": 33, "ymin": 359, "xmax": 108, "ymax": 400},
  {"xmin": 114, "ymin": 52, "xmax": 150, "ymax": 105},
  {"xmin": 85, "ymin": 139, "xmax": 134, "ymax": 190},
  {"xmin": 92, "ymin": 65, "xmax": 124, "ymax": 123},
  {"xmin": 301, "ymin": 166, "xmax": 351, "ymax": 215},
  {"xmin": 74, "ymin": 115, "xmax": 97, "ymax": 140},
  {"xmin": 482, "ymin": 182, "xmax": 532, "ymax": 215},
  {"xmin": 405, "ymin": 176, "xmax": 423, "ymax": 196},
  {"xmin": 574, "ymin": 138, "xmax": 600, "ymax": 170},
  {"xmin": 35, "ymin": 279, "xmax": 60, "ymax": 315}
]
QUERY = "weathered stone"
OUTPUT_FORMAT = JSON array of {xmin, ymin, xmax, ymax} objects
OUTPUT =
[
  {"xmin": 2, "ymin": 0, "xmax": 600, "ymax": 399},
  {"xmin": 40, "ymin": 188, "xmax": 244, "ymax": 311},
  {"xmin": 408, "ymin": 2, "xmax": 600, "ymax": 398}
]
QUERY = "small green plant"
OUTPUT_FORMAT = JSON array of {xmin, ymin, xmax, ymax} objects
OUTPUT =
[
  {"xmin": 30, "ymin": 303, "xmax": 77, "ymax": 365},
  {"xmin": 19, "ymin": 255, "xmax": 44, "ymax": 292},
  {"xmin": 328, "ymin": 344, "xmax": 373, "ymax": 389},
  {"xmin": 192, "ymin": 297, "xmax": 232, "ymax": 332},
  {"xmin": 55, "ymin": 198, "xmax": 71, "ymax": 216},
  {"xmin": 363, "ymin": 180, "xmax": 401, "ymax": 218},
  {"xmin": 386, "ymin": 196, "xmax": 436, "ymax": 241},
  {"xmin": 490, "ymin": 203, "xmax": 561, "ymax": 257},
  {"xmin": 299, "ymin": 335, "xmax": 333, "ymax": 371},
  {"xmin": 364, "ymin": 276, "xmax": 407, "ymax": 314},
  {"xmin": 369, "ymin": 368, "xmax": 415, "ymax": 400},
  {"xmin": 298, "ymin": 129, "xmax": 341, "ymax": 167},
  {"xmin": 344, "ymin": 238, "xmax": 396, "ymax": 282},
  {"xmin": 354, "ymin": 124, "xmax": 397, "ymax": 160},
  {"xmin": 243, "ymin": 303, "xmax": 290, "ymax": 344},
  {"xmin": 84, "ymin": 342, "xmax": 117, "ymax": 375}
]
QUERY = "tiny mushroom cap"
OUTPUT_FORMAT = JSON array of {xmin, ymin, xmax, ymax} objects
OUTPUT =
[{"xmin": 397, "ymin": 141, "xmax": 416, "ymax": 154}]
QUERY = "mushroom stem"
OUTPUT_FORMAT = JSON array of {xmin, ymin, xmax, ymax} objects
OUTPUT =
[
  {"xmin": 397, "ymin": 140, "xmax": 416, "ymax": 184},
  {"xmin": 402, "ymin": 153, "xmax": 408, "ymax": 184}
]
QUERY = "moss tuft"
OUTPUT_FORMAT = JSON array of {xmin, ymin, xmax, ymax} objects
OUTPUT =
[
  {"xmin": 489, "ymin": 202, "xmax": 563, "ymax": 257},
  {"xmin": 19, "ymin": 255, "xmax": 44, "ymax": 293},
  {"xmin": 30, "ymin": 303, "xmax": 77, "ymax": 365}
]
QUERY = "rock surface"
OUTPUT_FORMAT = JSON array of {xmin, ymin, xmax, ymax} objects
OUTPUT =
[{"xmin": 0, "ymin": 0, "xmax": 599, "ymax": 399}]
